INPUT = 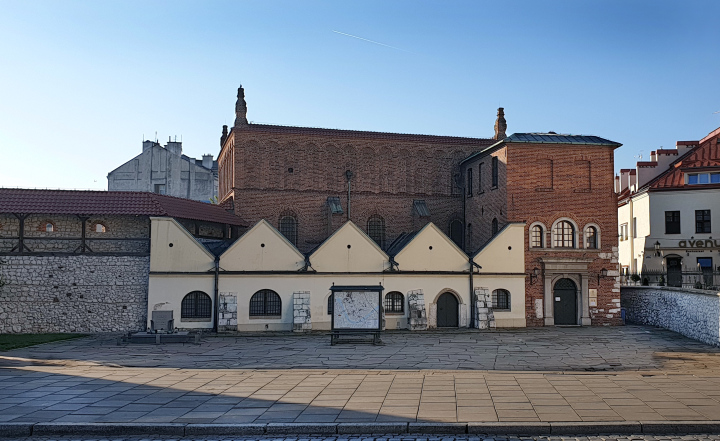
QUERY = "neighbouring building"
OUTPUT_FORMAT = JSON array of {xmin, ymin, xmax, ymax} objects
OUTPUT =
[
  {"xmin": 0, "ymin": 189, "xmax": 245, "ymax": 333},
  {"xmin": 108, "ymin": 138, "xmax": 219, "ymax": 202},
  {"xmin": 618, "ymin": 126, "xmax": 720, "ymax": 288}
]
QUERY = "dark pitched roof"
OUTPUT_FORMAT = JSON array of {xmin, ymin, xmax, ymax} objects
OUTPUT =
[
  {"xmin": 237, "ymin": 123, "xmax": 496, "ymax": 146},
  {"xmin": 0, "ymin": 188, "xmax": 246, "ymax": 226},
  {"xmin": 505, "ymin": 133, "xmax": 622, "ymax": 146},
  {"xmin": 385, "ymin": 231, "xmax": 418, "ymax": 257},
  {"xmin": 198, "ymin": 237, "xmax": 238, "ymax": 256}
]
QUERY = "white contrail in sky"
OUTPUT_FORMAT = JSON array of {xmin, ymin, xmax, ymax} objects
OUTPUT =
[{"xmin": 332, "ymin": 30, "xmax": 413, "ymax": 53}]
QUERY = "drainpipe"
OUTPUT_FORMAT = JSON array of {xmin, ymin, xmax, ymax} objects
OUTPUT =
[
  {"xmin": 212, "ymin": 255, "xmax": 220, "ymax": 333},
  {"xmin": 469, "ymin": 258, "xmax": 482, "ymax": 329}
]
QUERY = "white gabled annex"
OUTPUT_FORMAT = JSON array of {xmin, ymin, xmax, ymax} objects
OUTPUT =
[
  {"xmin": 220, "ymin": 219, "xmax": 305, "ymax": 272},
  {"xmin": 472, "ymin": 222, "xmax": 525, "ymax": 274},
  {"xmin": 150, "ymin": 217, "xmax": 215, "ymax": 272},
  {"xmin": 308, "ymin": 221, "xmax": 390, "ymax": 272},
  {"xmin": 393, "ymin": 222, "xmax": 469, "ymax": 272}
]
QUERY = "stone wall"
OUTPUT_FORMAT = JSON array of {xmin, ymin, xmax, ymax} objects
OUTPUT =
[
  {"xmin": 293, "ymin": 291, "xmax": 311, "ymax": 332},
  {"xmin": 622, "ymin": 286, "xmax": 720, "ymax": 346},
  {"xmin": 0, "ymin": 255, "xmax": 149, "ymax": 333}
]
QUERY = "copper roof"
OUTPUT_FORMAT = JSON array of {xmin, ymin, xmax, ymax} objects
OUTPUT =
[
  {"xmin": 236, "ymin": 123, "xmax": 495, "ymax": 146},
  {"xmin": 0, "ymin": 188, "xmax": 246, "ymax": 226}
]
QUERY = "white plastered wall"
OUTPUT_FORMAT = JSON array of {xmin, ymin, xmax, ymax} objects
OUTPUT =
[
  {"xmin": 309, "ymin": 221, "xmax": 390, "ymax": 272},
  {"xmin": 220, "ymin": 219, "xmax": 304, "ymax": 271}
]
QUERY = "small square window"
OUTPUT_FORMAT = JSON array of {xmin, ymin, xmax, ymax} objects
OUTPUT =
[
  {"xmin": 154, "ymin": 184, "xmax": 166, "ymax": 195},
  {"xmin": 688, "ymin": 174, "xmax": 699, "ymax": 184},
  {"xmin": 712, "ymin": 174, "xmax": 720, "ymax": 184}
]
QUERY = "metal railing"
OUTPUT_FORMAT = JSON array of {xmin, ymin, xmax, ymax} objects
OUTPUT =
[{"xmin": 620, "ymin": 268, "xmax": 720, "ymax": 290}]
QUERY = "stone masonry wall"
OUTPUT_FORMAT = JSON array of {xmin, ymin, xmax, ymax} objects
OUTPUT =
[
  {"xmin": 622, "ymin": 286, "xmax": 720, "ymax": 346},
  {"xmin": 0, "ymin": 255, "xmax": 149, "ymax": 333}
]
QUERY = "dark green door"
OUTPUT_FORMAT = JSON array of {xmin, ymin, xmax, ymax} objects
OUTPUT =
[
  {"xmin": 553, "ymin": 278, "xmax": 577, "ymax": 325},
  {"xmin": 437, "ymin": 292, "xmax": 459, "ymax": 327}
]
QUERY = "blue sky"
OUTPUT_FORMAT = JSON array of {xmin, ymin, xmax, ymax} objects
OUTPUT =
[{"xmin": 1, "ymin": 0, "xmax": 719, "ymax": 190}]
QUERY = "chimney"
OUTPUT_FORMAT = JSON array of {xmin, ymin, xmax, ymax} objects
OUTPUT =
[
  {"xmin": 202, "ymin": 154, "xmax": 213, "ymax": 169},
  {"xmin": 614, "ymin": 175, "xmax": 620, "ymax": 193},
  {"xmin": 220, "ymin": 125, "xmax": 228, "ymax": 147},
  {"xmin": 234, "ymin": 86, "xmax": 248, "ymax": 127},
  {"xmin": 494, "ymin": 107, "xmax": 507, "ymax": 140},
  {"xmin": 166, "ymin": 137, "xmax": 182, "ymax": 156},
  {"xmin": 142, "ymin": 140, "xmax": 156, "ymax": 152}
]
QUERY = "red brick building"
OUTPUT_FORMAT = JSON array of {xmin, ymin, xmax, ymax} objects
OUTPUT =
[{"xmin": 461, "ymin": 134, "xmax": 622, "ymax": 326}]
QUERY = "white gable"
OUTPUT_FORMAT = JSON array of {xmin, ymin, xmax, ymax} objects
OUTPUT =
[
  {"xmin": 394, "ymin": 222, "xmax": 469, "ymax": 272},
  {"xmin": 220, "ymin": 219, "xmax": 305, "ymax": 271},
  {"xmin": 473, "ymin": 222, "xmax": 525, "ymax": 273},
  {"xmin": 150, "ymin": 217, "xmax": 215, "ymax": 272},
  {"xmin": 309, "ymin": 221, "xmax": 389, "ymax": 272}
]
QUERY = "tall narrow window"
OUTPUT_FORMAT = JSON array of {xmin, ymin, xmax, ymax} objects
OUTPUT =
[
  {"xmin": 467, "ymin": 168, "xmax": 473, "ymax": 197},
  {"xmin": 279, "ymin": 215, "xmax": 298, "ymax": 246},
  {"xmin": 492, "ymin": 218, "xmax": 499, "ymax": 236},
  {"xmin": 632, "ymin": 217, "xmax": 637, "ymax": 238},
  {"xmin": 181, "ymin": 291, "xmax": 212, "ymax": 319},
  {"xmin": 384, "ymin": 292, "xmax": 404, "ymax": 314},
  {"xmin": 696, "ymin": 210, "xmax": 711, "ymax": 233},
  {"xmin": 585, "ymin": 226, "xmax": 598, "ymax": 249},
  {"xmin": 249, "ymin": 289, "xmax": 282, "ymax": 316},
  {"xmin": 450, "ymin": 219, "xmax": 463, "ymax": 248},
  {"xmin": 531, "ymin": 225, "xmax": 544, "ymax": 248},
  {"xmin": 553, "ymin": 221, "xmax": 575, "ymax": 248},
  {"xmin": 367, "ymin": 215, "xmax": 385, "ymax": 248},
  {"xmin": 665, "ymin": 211, "xmax": 681, "ymax": 234},
  {"xmin": 491, "ymin": 156, "xmax": 499, "ymax": 187},
  {"xmin": 478, "ymin": 163, "xmax": 483, "ymax": 193}
]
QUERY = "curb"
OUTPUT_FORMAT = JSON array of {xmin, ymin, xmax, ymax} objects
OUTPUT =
[{"xmin": 4, "ymin": 421, "xmax": 720, "ymax": 437}]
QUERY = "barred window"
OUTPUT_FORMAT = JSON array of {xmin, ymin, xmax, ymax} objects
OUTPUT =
[
  {"xmin": 367, "ymin": 215, "xmax": 385, "ymax": 247},
  {"xmin": 279, "ymin": 215, "xmax": 298, "ymax": 246},
  {"xmin": 492, "ymin": 289, "xmax": 510, "ymax": 311},
  {"xmin": 249, "ymin": 289, "xmax": 282, "ymax": 317},
  {"xmin": 531, "ymin": 225, "xmax": 543, "ymax": 248},
  {"xmin": 585, "ymin": 226, "xmax": 598, "ymax": 249},
  {"xmin": 384, "ymin": 291, "xmax": 404, "ymax": 314},
  {"xmin": 327, "ymin": 294, "xmax": 333, "ymax": 315},
  {"xmin": 181, "ymin": 291, "xmax": 212, "ymax": 319},
  {"xmin": 553, "ymin": 221, "xmax": 575, "ymax": 248}
]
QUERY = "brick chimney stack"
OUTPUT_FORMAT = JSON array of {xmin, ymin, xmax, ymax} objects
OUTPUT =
[
  {"xmin": 234, "ymin": 86, "xmax": 248, "ymax": 127},
  {"xmin": 220, "ymin": 125, "xmax": 228, "ymax": 147},
  {"xmin": 494, "ymin": 107, "xmax": 507, "ymax": 140}
]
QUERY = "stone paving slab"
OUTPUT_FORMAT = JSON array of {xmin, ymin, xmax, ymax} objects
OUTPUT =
[{"xmin": 2, "ymin": 326, "xmax": 720, "ymax": 427}]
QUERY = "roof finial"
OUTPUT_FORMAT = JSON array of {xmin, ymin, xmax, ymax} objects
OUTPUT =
[
  {"xmin": 494, "ymin": 107, "xmax": 507, "ymax": 140},
  {"xmin": 234, "ymin": 86, "xmax": 248, "ymax": 127}
]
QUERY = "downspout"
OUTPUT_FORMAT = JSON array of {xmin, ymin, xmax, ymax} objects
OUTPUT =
[
  {"xmin": 469, "ymin": 258, "xmax": 482, "ymax": 329},
  {"xmin": 212, "ymin": 255, "xmax": 219, "ymax": 333}
]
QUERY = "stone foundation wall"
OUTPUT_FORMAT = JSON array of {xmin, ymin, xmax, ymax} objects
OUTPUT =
[
  {"xmin": 0, "ymin": 255, "xmax": 149, "ymax": 333},
  {"xmin": 621, "ymin": 286, "xmax": 720, "ymax": 346}
]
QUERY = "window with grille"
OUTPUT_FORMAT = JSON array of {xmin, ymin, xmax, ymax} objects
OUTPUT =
[
  {"xmin": 327, "ymin": 294, "xmax": 333, "ymax": 315},
  {"xmin": 492, "ymin": 218, "xmax": 499, "ymax": 236},
  {"xmin": 181, "ymin": 291, "xmax": 212, "ymax": 319},
  {"xmin": 492, "ymin": 289, "xmax": 510, "ymax": 310},
  {"xmin": 585, "ymin": 226, "xmax": 598, "ymax": 249},
  {"xmin": 249, "ymin": 290, "xmax": 282, "ymax": 316},
  {"xmin": 696, "ymin": 210, "xmax": 711, "ymax": 233},
  {"xmin": 491, "ymin": 156, "xmax": 499, "ymax": 187},
  {"xmin": 384, "ymin": 291, "xmax": 404, "ymax": 314},
  {"xmin": 450, "ymin": 219, "xmax": 463, "ymax": 248},
  {"xmin": 665, "ymin": 211, "xmax": 680, "ymax": 234},
  {"xmin": 367, "ymin": 215, "xmax": 385, "ymax": 247},
  {"xmin": 531, "ymin": 225, "xmax": 543, "ymax": 248},
  {"xmin": 279, "ymin": 215, "xmax": 298, "ymax": 246},
  {"xmin": 553, "ymin": 221, "xmax": 575, "ymax": 248}
]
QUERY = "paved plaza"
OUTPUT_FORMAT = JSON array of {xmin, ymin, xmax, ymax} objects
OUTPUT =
[{"xmin": 2, "ymin": 326, "xmax": 720, "ymax": 426}]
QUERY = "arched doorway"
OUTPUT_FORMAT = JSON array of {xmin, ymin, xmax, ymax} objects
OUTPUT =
[
  {"xmin": 666, "ymin": 256, "xmax": 683, "ymax": 287},
  {"xmin": 437, "ymin": 292, "xmax": 459, "ymax": 327},
  {"xmin": 553, "ymin": 278, "xmax": 577, "ymax": 325}
]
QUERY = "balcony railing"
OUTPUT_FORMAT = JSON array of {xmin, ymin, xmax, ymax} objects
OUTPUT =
[{"xmin": 620, "ymin": 268, "xmax": 720, "ymax": 290}]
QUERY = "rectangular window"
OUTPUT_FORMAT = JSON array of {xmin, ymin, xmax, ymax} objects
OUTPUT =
[
  {"xmin": 154, "ymin": 184, "xmax": 166, "ymax": 195},
  {"xmin": 688, "ymin": 173, "xmax": 720, "ymax": 185},
  {"xmin": 467, "ymin": 168, "xmax": 473, "ymax": 197},
  {"xmin": 665, "ymin": 211, "xmax": 681, "ymax": 234},
  {"xmin": 491, "ymin": 156, "xmax": 499, "ymax": 187},
  {"xmin": 478, "ymin": 163, "xmax": 483, "ymax": 193},
  {"xmin": 696, "ymin": 210, "xmax": 711, "ymax": 233},
  {"xmin": 633, "ymin": 217, "xmax": 637, "ymax": 238},
  {"xmin": 698, "ymin": 257, "xmax": 713, "ymax": 269},
  {"xmin": 619, "ymin": 223, "xmax": 628, "ymax": 241}
]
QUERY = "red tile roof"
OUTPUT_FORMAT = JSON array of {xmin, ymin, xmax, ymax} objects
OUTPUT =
[
  {"xmin": 0, "ymin": 189, "xmax": 246, "ymax": 226},
  {"xmin": 649, "ymin": 131, "xmax": 720, "ymax": 190}
]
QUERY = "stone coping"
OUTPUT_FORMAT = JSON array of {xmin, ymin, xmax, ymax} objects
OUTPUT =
[
  {"xmin": 4, "ymin": 421, "xmax": 720, "ymax": 437},
  {"xmin": 622, "ymin": 285, "xmax": 720, "ymax": 297}
]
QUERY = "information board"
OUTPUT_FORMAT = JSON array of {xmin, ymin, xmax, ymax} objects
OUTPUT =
[{"xmin": 330, "ymin": 287, "xmax": 382, "ymax": 331}]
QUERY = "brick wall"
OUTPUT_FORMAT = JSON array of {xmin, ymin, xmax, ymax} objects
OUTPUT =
[{"xmin": 463, "ymin": 147, "xmax": 508, "ymax": 251}]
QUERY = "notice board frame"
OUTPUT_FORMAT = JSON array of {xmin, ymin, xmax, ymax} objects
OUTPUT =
[{"xmin": 329, "ymin": 285, "xmax": 383, "ymax": 345}]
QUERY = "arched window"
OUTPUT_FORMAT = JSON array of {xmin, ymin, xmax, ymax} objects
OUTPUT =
[
  {"xmin": 492, "ymin": 218, "xmax": 499, "ymax": 236},
  {"xmin": 279, "ymin": 215, "xmax": 298, "ymax": 246},
  {"xmin": 450, "ymin": 219, "xmax": 463, "ymax": 247},
  {"xmin": 384, "ymin": 291, "xmax": 404, "ymax": 314},
  {"xmin": 531, "ymin": 225, "xmax": 544, "ymax": 248},
  {"xmin": 45, "ymin": 222, "xmax": 54, "ymax": 232},
  {"xmin": 367, "ymin": 215, "xmax": 385, "ymax": 248},
  {"xmin": 492, "ymin": 289, "xmax": 510, "ymax": 311},
  {"xmin": 249, "ymin": 289, "xmax": 282, "ymax": 316},
  {"xmin": 585, "ymin": 226, "xmax": 598, "ymax": 249},
  {"xmin": 553, "ymin": 221, "xmax": 575, "ymax": 248},
  {"xmin": 181, "ymin": 291, "xmax": 212, "ymax": 319},
  {"xmin": 95, "ymin": 223, "xmax": 106, "ymax": 233}
]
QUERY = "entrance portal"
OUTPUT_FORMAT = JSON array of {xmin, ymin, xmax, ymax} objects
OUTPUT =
[
  {"xmin": 553, "ymin": 278, "xmax": 577, "ymax": 325},
  {"xmin": 437, "ymin": 292, "xmax": 459, "ymax": 328},
  {"xmin": 666, "ymin": 256, "xmax": 682, "ymax": 287}
]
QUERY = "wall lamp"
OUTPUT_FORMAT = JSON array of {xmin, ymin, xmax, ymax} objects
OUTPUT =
[
  {"xmin": 598, "ymin": 268, "xmax": 609, "ymax": 284},
  {"xmin": 529, "ymin": 267, "xmax": 541, "ymax": 284}
]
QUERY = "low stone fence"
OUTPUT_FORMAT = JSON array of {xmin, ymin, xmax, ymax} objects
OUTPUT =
[{"xmin": 621, "ymin": 286, "xmax": 720, "ymax": 346}]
